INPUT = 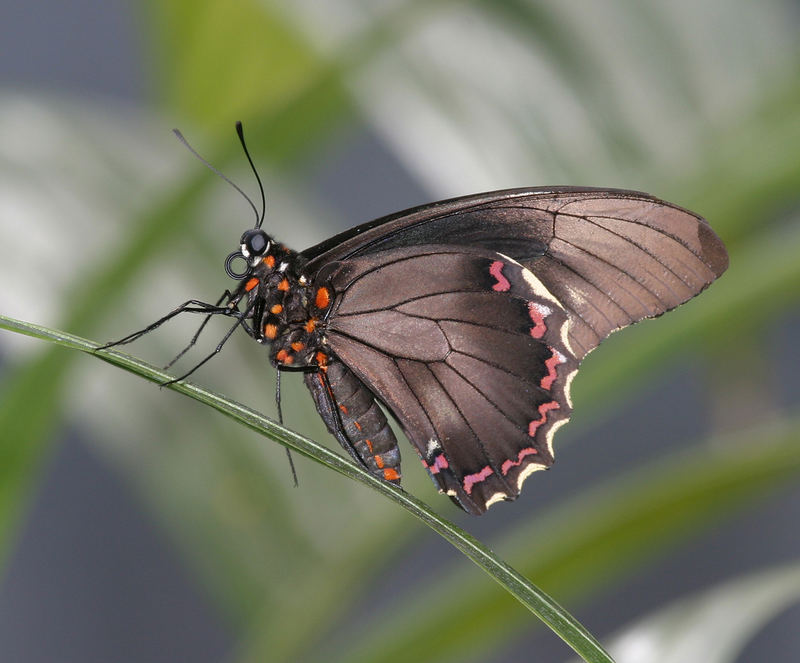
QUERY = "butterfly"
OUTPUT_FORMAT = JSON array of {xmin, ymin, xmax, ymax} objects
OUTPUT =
[{"xmin": 107, "ymin": 124, "xmax": 729, "ymax": 515}]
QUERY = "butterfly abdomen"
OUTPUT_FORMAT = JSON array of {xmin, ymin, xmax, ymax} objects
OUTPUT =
[{"xmin": 304, "ymin": 360, "xmax": 402, "ymax": 483}]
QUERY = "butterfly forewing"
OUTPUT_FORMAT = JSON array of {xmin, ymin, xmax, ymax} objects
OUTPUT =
[{"xmin": 303, "ymin": 187, "xmax": 728, "ymax": 360}]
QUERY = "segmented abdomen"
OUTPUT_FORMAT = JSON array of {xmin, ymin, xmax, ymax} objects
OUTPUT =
[{"xmin": 304, "ymin": 359, "xmax": 401, "ymax": 483}]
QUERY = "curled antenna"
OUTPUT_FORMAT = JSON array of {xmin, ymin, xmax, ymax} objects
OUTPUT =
[
  {"xmin": 235, "ymin": 121, "xmax": 267, "ymax": 229},
  {"xmin": 172, "ymin": 128, "xmax": 259, "ymax": 227}
]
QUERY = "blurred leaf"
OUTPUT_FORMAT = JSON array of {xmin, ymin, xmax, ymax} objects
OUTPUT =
[
  {"xmin": 2, "ymin": 2, "xmax": 798, "ymax": 662},
  {"xmin": 331, "ymin": 416, "xmax": 800, "ymax": 663},
  {"xmin": 0, "ymin": 166, "xmax": 208, "ymax": 561},
  {"xmin": 0, "ymin": 0, "xmax": 425, "ymax": 565},
  {"xmin": 0, "ymin": 313, "xmax": 613, "ymax": 663},
  {"xmin": 143, "ymin": 0, "xmax": 321, "ymax": 126},
  {"xmin": 675, "ymin": 67, "xmax": 800, "ymax": 242},
  {"xmin": 583, "ymin": 562, "xmax": 800, "ymax": 663},
  {"xmin": 476, "ymin": 0, "xmax": 646, "ymax": 162}
]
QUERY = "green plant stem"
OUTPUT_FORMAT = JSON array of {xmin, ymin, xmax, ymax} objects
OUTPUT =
[{"xmin": 0, "ymin": 314, "xmax": 614, "ymax": 663}]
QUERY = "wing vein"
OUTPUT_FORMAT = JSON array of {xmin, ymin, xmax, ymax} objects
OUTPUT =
[{"xmin": 553, "ymin": 234, "xmax": 673, "ymax": 312}]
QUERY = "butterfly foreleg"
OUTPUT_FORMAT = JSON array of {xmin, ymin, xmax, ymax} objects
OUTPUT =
[
  {"xmin": 163, "ymin": 289, "xmax": 239, "ymax": 369},
  {"xmin": 98, "ymin": 294, "xmax": 237, "ymax": 351},
  {"xmin": 160, "ymin": 300, "xmax": 256, "ymax": 386}
]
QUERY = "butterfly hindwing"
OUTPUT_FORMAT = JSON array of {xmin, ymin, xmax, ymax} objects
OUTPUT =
[
  {"xmin": 296, "ymin": 188, "xmax": 727, "ymax": 513},
  {"xmin": 316, "ymin": 245, "xmax": 578, "ymax": 514}
]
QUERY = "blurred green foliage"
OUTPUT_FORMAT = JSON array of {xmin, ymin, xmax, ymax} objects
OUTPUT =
[{"xmin": 1, "ymin": 1, "xmax": 798, "ymax": 662}]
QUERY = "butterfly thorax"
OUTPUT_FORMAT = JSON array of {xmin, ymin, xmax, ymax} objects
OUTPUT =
[{"xmin": 239, "ymin": 240, "xmax": 332, "ymax": 370}]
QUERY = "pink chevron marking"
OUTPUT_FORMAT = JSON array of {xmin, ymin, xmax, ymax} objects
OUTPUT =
[
  {"xmin": 527, "ymin": 301, "xmax": 551, "ymax": 339},
  {"xmin": 421, "ymin": 453, "xmax": 449, "ymax": 475},
  {"xmin": 528, "ymin": 401, "xmax": 560, "ymax": 437},
  {"xmin": 501, "ymin": 447, "xmax": 539, "ymax": 475},
  {"xmin": 489, "ymin": 260, "xmax": 510, "ymax": 292},
  {"xmin": 540, "ymin": 349, "xmax": 565, "ymax": 390},
  {"xmin": 463, "ymin": 465, "xmax": 494, "ymax": 495}
]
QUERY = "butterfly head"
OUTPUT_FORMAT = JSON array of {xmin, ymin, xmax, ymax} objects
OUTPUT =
[{"xmin": 225, "ymin": 228, "xmax": 273, "ymax": 279}]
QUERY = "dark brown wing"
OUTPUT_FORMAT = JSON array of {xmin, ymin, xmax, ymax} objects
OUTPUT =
[
  {"xmin": 316, "ymin": 245, "xmax": 578, "ymax": 514},
  {"xmin": 302, "ymin": 188, "xmax": 728, "ymax": 359}
]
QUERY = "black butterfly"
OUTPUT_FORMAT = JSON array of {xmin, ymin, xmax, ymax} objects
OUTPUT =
[{"xmin": 108, "ymin": 126, "xmax": 728, "ymax": 515}]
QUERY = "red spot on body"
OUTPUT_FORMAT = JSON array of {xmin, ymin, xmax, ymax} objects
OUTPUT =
[
  {"xmin": 276, "ymin": 349, "xmax": 291, "ymax": 364},
  {"xmin": 291, "ymin": 341, "xmax": 305, "ymax": 352},
  {"xmin": 501, "ymin": 447, "xmax": 538, "ymax": 475},
  {"xmin": 374, "ymin": 454, "xmax": 385, "ymax": 469},
  {"xmin": 264, "ymin": 255, "xmax": 276, "ymax": 268},
  {"xmin": 528, "ymin": 401, "xmax": 560, "ymax": 436},
  {"xmin": 364, "ymin": 438, "xmax": 372, "ymax": 451},
  {"xmin": 463, "ymin": 465, "xmax": 494, "ymax": 494},
  {"xmin": 489, "ymin": 261, "xmax": 511, "ymax": 292},
  {"xmin": 264, "ymin": 323, "xmax": 278, "ymax": 340},
  {"xmin": 315, "ymin": 351, "xmax": 328, "ymax": 367},
  {"xmin": 383, "ymin": 468, "xmax": 400, "ymax": 482},
  {"xmin": 270, "ymin": 304, "xmax": 283, "ymax": 314},
  {"xmin": 540, "ymin": 349, "xmax": 565, "ymax": 390},
  {"xmin": 354, "ymin": 421, "xmax": 362, "ymax": 431},
  {"xmin": 245, "ymin": 277, "xmax": 259, "ymax": 292},
  {"xmin": 338, "ymin": 403, "xmax": 349, "ymax": 415},
  {"xmin": 278, "ymin": 278, "xmax": 290, "ymax": 292},
  {"xmin": 315, "ymin": 287, "xmax": 330, "ymax": 309},
  {"xmin": 305, "ymin": 318, "xmax": 318, "ymax": 333},
  {"xmin": 527, "ymin": 301, "xmax": 550, "ymax": 339}
]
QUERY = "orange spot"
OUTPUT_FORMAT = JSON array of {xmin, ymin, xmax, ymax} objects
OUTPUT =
[
  {"xmin": 305, "ymin": 318, "xmax": 317, "ymax": 333},
  {"xmin": 353, "ymin": 421, "xmax": 362, "ymax": 431},
  {"xmin": 339, "ymin": 403, "xmax": 349, "ymax": 415},
  {"xmin": 374, "ymin": 454, "xmax": 385, "ymax": 469},
  {"xmin": 315, "ymin": 351, "xmax": 328, "ymax": 367},
  {"xmin": 365, "ymin": 438, "xmax": 373, "ymax": 452},
  {"xmin": 383, "ymin": 468, "xmax": 400, "ymax": 481},
  {"xmin": 291, "ymin": 341, "xmax": 305, "ymax": 352},
  {"xmin": 263, "ymin": 323, "xmax": 278, "ymax": 340},
  {"xmin": 278, "ymin": 278, "xmax": 290, "ymax": 292},
  {"xmin": 270, "ymin": 304, "xmax": 283, "ymax": 314},
  {"xmin": 264, "ymin": 255, "xmax": 275, "ymax": 268},
  {"xmin": 245, "ymin": 277, "xmax": 259, "ymax": 292},
  {"xmin": 276, "ymin": 349, "xmax": 291, "ymax": 363},
  {"xmin": 315, "ymin": 287, "xmax": 330, "ymax": 309}
]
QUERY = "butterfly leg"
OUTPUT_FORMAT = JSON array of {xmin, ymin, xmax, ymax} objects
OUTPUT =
[
  {"xmin": 97, "ymin": 297, "xmax": 234, "ymax": 350},
  {"xmin": 160, "ymin": 301, "xmax": 256, "ymax": 385},
  {"xmin": 275, "ymin": 369, "xmax": 299, "ymax": 487},
  {"xmin": 163, "ymin": 290, "xmax": 237, "ymax": 369}
]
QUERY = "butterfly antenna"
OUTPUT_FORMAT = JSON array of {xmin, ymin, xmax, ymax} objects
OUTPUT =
[
  {"xmin": 172, "ymin": 128, "xmax": 260, "ymax": 227},
  {"xmin": 235, "ymin": 121, "xmax": 267, "ymax": 229}
]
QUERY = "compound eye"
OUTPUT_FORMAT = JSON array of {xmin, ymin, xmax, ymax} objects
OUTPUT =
[{"xmin": 242, "ymin": 229, "xmax": 270, "ymax": 257}]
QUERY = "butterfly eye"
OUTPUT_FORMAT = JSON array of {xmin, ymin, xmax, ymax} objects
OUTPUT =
[{"xmin": 242, "ymin": 229, "xmax": 270, "ymax": 257}]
